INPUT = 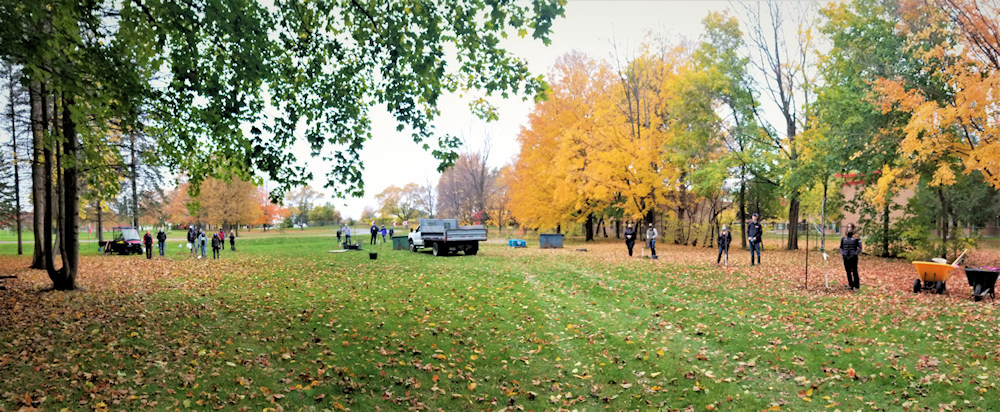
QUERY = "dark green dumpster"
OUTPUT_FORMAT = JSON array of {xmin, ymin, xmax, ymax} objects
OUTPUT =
[
  {"xmin": 539, "ymin": 233, "xmax": 564, "ymax": 249},
  {"xmin": 391, "ymin": 235, "xmax": 409, "ymax": 250}
]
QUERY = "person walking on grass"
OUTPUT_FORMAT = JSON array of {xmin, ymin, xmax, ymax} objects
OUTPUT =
[
  {"xmin": 370, "ymin": 222, "xmax": 378, "ymax": 245},
  {"xmin": 144, "ymin": 231, "xmax": 153, "ymax": 259},
  {"xmin": 188, "ymin": 227, "xmax": 196, "ymax": 256},
  {"xmin": 198, "ymin": 230, "xmax": 207, "ymax": 259},
  {"xmin": 747, "ymin": 213, "xmax": 763, "ymax": 266},
  {"xmin": 624, "ymin": 223, "xmax": 637, "ymax": 257},
  {"xmin": 211, "ymin": 233, "xmax": 221, "ymax": 259},
  {"xmin": 840, "ymin": 223, "xmax": 862, "ymax": 292},
  {"xmin": 646, "ymin": 223, "xmax": 658, "ymax": 257},
  {"xmin": 717, "ymin": 225, "xmax": 732, "ymax": 264},
  {"xmin": 157, "ymin": 228, "xmax": 166, "ymax": 256},
  {"xmin": 229, "ymin": 229, "xmax": 236, "ymax": 251}
]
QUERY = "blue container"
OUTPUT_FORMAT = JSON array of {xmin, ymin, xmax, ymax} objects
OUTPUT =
[
  {"xmin": 539, "ymin": 234, "xmax": 564, "ymax": 249},
  {"xmin": 508, "ymin": 239, "xmax": 526, "ymax": 248}
]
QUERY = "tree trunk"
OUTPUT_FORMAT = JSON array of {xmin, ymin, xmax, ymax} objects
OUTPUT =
[
  {"xmin": 8, "ymin": 67, "xmax": 22, "ymax": 255},
  {"xmin": 51, "ymin": 94, "xmax": 78, "ymax": 290},
  {"xmin": 29, "ymin": 81, "xmax": 46, "ymax": 269},
  {"xmin": 786, "ymin": 195, "xmax": 800, "ymax": 250},
  {"xmin": 584, "ymin": 213, "xmax": 594, "ymax": 241},
  {"xmin": 739, "ymin": 168, "xmax": 747, "ymax": 249},
  {"xmin": 130, "ymin": 133, "xmax": 138, "ymax": 228},
  {"xmin": 96, "ymin": 200, "xmax": 103, "ymax": 244},
  {"xmin": 820, "ymin": 180, "xmax": 827, "ymax": 253},
  {"xmin": 881, "ymin": 201, "xmax": 890, "ymax": 257}
]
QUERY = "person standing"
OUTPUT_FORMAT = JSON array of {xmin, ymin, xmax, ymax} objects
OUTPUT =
[
  {"xmin": 646, "ymin": 223, "xmax": 658, "ymax": 257},
  {"xmin": 343, "ymin": 224, "xmax": 352, "ymax": 244},
  {"xmin": 188, "ymin": 227, "xmax": 196, "ymax": 256},
  {"xmin": 370, "ymin": 223, "xmax": 378, "ymax": 245},
  {"xmin": 229, "ymin": 229, "xmax": 236, "ymax": 251},
  {"xmin": 156, "ymin": 228, "xmax": 167, "ymax": 256},
  {"xmin": 840, "ymin": 223, "xmax": 862, "ymax": 292},
  {"xmin": 211, "ymin": 233, "xmax": 221, "ymax": 259},
  {"xmin": 143, "ymin": 230, "xmax": 154, "ymax": 259},
  {"xmin": 624, "ymin": 223, "xmax": 637, "ymax": 257},
  {"xmin": 380, "ymin": 225, "xmax": 387, "ymax": 244},
  {"xmin": 336, "ymin": 228, "xmax": 342, "ymax": 244},
  {"xmin": 717, "ymin": 225, "xmax": 732, "ymax": 264},
  {"xmin": 747, "ymin": 213, "xmax": 763, "ymax": 266},
  {"xmin": 198, "ymin": 230, "xmax": 207, "ymax": 258},
  {"xmin": 219, "ymin": 229, "xmax": 226, "ymax": 250}
]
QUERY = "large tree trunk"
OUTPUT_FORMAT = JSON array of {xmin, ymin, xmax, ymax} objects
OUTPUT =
[
  {"xmin": 9, "ymin": 67, "xmax": 22, "ymax": 255},
  {"xmin": 52, "ymin": 94, "xmax": 79, "ymax": 290},
  {"xmin": 130, "ymin": 133, "xmax": 138, "ymax": 228},
  {"xmin": 881, "ymin": 201, "xmax": 890, "ymax": 257},
  {"xmin": 96, "ymin": 200, "xmax": 103, "ymax": 244},
  {"xmin": 739, "ymin": 169, "xmax": 747, "ymax": 249},
  {"xmin": 29, "ymin": 81, "xmax": 46, "ymax": 269},
  {"xmin": 584, "ymin": 213, "xmax": 594, "ymax": 241},
  {"xmin": 786, "ymin": 195, "xmax": 800, "ymax": 250}
]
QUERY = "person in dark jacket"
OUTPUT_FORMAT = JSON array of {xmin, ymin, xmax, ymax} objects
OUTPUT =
[
  {"xmin": 187, "ymin": 227, "xmax": 196, "ymax": 256},
  {"xmin": 370, "ymin": 223, "xmax": 379, "ymax": 245},
  {"xmin": 717, "ymin": 225, "xmax": 732, "ymax": 264},
  {"xmin": 747, "ymin": 213, "xmax": 763, "ymax": 266},
  {"xmin": 211, "ymin": 233, "xmax": 221, "ymax": 259},
  {"xmin": 840, "ymin": 223, "xmax": 862, "ymax": 292},
  {"xmin": 229, "ymin": 230, "xmax": 236, "ymax": 251},
  {"xmin": 143, "ymin": 231, "xmax": 154, "ymax": 259},
  {"xmin": 336, "ymin": 228, "xmax": 342, "ymax": 244},
  {"xmin": 156, "ymin": 229, "xmax": 167, "ymax": 256},
  {"xmin": 624, "ymin": 223, "xmax": 637, "ymax": 257}
]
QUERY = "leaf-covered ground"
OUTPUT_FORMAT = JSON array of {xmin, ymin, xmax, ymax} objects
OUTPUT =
[{"xmin": 2, "ymin": 235, "xmax": 999, "ymax": 411}]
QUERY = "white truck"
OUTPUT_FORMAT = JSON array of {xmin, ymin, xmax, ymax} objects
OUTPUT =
[{"xmin": 407, "ymin": 219, "xmax": 487, "ymax": 256}]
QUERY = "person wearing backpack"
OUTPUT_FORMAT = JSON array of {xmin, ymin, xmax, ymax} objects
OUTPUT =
[{"xmin": 840, "ymin": 223, "xmax": 862, "ymax": 292}]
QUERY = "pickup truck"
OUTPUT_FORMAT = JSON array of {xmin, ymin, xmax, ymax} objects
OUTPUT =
[{"xmin": 408, "ymin": 219, "xmax": 486, "ymax": 256}]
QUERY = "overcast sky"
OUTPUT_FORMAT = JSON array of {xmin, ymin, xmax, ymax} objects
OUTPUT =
[{"xmin": 307, "ymin": 0, "xmax": 745, "ymax": 219}]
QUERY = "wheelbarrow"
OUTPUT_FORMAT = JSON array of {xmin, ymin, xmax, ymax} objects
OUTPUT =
[
  {"xmin": 964, "ymin": 267, "xmax": 999, "ymax": 302},
  {"xmin": 912, "ymin": 250, "xmax": 968, "ymax": 295}
]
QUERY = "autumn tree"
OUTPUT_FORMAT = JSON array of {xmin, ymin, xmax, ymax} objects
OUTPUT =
[
  {"xmin": 286, "ymin": 186, "xmax": 322, "ymax": 230},
  {"xmin": 376, "ymin": 183, "xmax": 423, "ymax": 223},
  {"xmin": 198, "ymin": 177, "xmax": 262, "ymax": 231},
  {"xmin": 307, "ymin": 204, "xmax": 342, "ymax": 226},
  {"xmin": 736, "ymin": 0, "xmax": 823, "ymax": 250},
  {"xmin": 438, "ymin": 151, "xmax": 497, "ymax": 224}
]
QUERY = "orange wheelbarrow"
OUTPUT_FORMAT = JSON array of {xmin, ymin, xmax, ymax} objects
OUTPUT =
[{"xmin": 912, "ymin": 251, "xmax": 968, "ymax": 295}]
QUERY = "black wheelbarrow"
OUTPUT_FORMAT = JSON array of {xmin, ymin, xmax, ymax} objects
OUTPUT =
[{"xmin": 964, "ymin": 267, "xmax": 999, "ymax": 302}]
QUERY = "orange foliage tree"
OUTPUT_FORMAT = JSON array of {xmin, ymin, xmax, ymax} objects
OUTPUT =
[{"xmin": 873, "ymin": 0, "xmax": 1000, "ymax": 190}]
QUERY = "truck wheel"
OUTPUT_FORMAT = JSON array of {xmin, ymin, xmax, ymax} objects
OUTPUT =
[
  {"xmin": 466, "ymin": 244, "xmax": 478, "ymax": 255},
  {"xmin": 432, "ymin": 242, "xmax": 445, "ymax": 256},
  {"xmin": 409, "ymin": 240, "xmax": 418, "ymax": 253}
]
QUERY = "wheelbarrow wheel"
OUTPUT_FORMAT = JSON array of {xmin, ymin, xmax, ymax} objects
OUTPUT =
[
  {"xmin": 974, "ymin": 284, "xmax": 983, "ymax": 302},
  {"xmin": 935, "ymin": 281, "xmax": 946, "ymax": 295},
  {"xmin": 913, "ymin": 279, "xmax": 921, "ymax": 293}
]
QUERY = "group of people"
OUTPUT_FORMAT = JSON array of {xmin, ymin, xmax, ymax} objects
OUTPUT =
[
  {"xmin": 624, "ymin": 213, "xmax": 863, "ymax": 292},
  {"xmin": 141, "ymin": 229, "xmax": 168, "ymax": 259},
  {"xmin": 181, "ymin": 227, "xmax": 236, "ymax": 259},
  {"xmin": 335, "ymin": 224, "xmax": 395, "ymax": 245}
]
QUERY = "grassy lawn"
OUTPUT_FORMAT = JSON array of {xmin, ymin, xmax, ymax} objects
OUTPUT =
[{"xmin": 1, "ymin": 235, "xmax": 999, "ymax": 411}]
